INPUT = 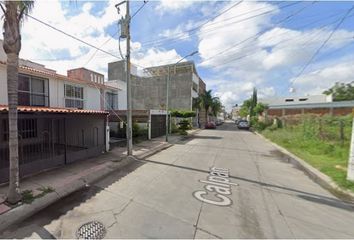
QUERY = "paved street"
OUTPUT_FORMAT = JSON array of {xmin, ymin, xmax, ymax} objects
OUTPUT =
[{"xmin": 2, "ymin": 122, "xmax": 354, "ymax": 238}]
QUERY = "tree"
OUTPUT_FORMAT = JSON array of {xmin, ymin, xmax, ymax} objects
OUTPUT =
[
  {"xmin": 1, "ymin": 1, "xmax": 34, "ymax": 204},
  {"xmin": 192, "ymin": 97, "xmax": 202, "ymax": 127},
  {"xmin": 323, "ymin": 82, "xmax": 354, "ymax": 101},
  {"xmin": 249, "ymin": 87, "xmax": 257, "ymax": 117},
  {"xmin": 239, "ymin": 99, "xmax": 252, "ymax": 117},
  {"xmin": 254, "ymin": 103, "xmax": 268, "ymax": 115},
  {"xmin": 210, "ymin": 98, "xmax": 222, "ymax": 117},
  {"xmin": 199, "ymin": 90, "xmax": 213, "ymax": 122}
]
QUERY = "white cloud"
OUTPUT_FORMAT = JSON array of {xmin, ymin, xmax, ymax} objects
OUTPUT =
[
  {"xmin": 17, "ymin": 0, "xmax": 180, "ymax": 78},
  {"xmin": 133, "ymin": 48, "xmax": 182, "ymax": 68},
  {"xmin": 156, "ymin": 0, "xmax": 196, "ymax": 13},
  {"xmin": 195, "ymin": 1, "xmax": 354, "ymax": 110},
  {"xmin": 159, "ymin": 25, "xmax": 191, "ymax": 41},
  {"xmin": 290, "ymin": 59, "xmax": 354, "ymax": 95}
]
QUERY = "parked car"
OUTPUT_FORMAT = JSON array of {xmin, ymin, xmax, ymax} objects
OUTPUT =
[
  {"xmin": 205, "ymin": 121, "xmax": 216, "ymax": 129},
  {"xmin": 215, "ymin": 119, "xmax": 224, "ymax": 126},
  {"xmin": 237, "ymin": 120, "xmax": 250, "ymax": 130}
]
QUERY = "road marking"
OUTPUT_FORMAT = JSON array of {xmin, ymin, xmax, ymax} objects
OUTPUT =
[{"xmin": 193, "ymin": 167, "xmax": 238, "ymax": 206}]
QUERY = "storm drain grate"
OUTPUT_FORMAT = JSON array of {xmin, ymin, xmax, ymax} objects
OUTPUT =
[{"xmin": 76, "ymin": 220, "xmax": 106, "ymax": 240}]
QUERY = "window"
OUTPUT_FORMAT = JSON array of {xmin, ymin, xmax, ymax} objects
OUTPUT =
[
  {"xmin": 105, "ymin": 92, "xmax": 118, "ymax": 110},
  {"xmin": 64, "ymin": 84, "xmax": 84, "ymax": 109},
  {"xmin": 299, "ymin": 98, "xmax": 308, "ymax": 102},
  {"xmin": 18, "ymin": 74, "xmax": 49, "ymax": 107},
  {"xmin": 285, "ymin": 99, "xmax": 294, "ymax": 102}
]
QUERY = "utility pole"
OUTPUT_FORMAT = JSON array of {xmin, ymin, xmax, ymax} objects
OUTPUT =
[
  {"xmin": 347, "ymin": 110, "xmax": 354, "ymax": 181},
  {"xmin": 116, "ymin": 0, "xmax": 132, "ymax": 155},
  {"xmin": 165, "ymin": 65, "xmax": 170, "ymax": 142},
  {"xmin": 126, "ymin": 0, "xmax": 132, "ymax": 155}
]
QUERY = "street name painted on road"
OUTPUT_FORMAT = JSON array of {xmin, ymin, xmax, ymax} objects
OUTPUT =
[{"xmin": 193, "ymin": 167, "xmax": 238, "ymax": 206}]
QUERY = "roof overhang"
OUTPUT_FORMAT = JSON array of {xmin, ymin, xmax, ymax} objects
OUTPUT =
[{"xmin": 0, "ymin": 105, "xmax": 109, "ymax": 115}]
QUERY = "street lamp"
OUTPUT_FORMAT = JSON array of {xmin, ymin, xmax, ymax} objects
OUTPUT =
[{"xmin": 166, "ymin": 51, "xmax": 198, "ymax": 142}]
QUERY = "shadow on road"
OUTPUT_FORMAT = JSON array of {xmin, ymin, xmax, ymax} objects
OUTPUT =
[
  {"xmin": 133, "ymin": 157, "xmax": 354, "ymax": 212},
  {"xmin": 297, "ymin": 194, "xmax": 354, "ymax": 212},
  {"xmin": 0, "ymin": 160, "xmax": 145, "ymax": 239}
]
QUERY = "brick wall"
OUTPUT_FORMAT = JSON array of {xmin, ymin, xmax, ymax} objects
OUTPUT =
[{"xmin": 267, "ymin": 107, "xmax": 353, "ymax": 117}]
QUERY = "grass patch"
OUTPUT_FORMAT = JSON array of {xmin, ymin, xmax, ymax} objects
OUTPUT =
[
  {"xmin": 21, "ymin": 190, "xmax": 36, "ymax": 204},
  {"xmin": 261, "ymin": 114, "xmax": 354, "ymax": 192},
  {"xmin": 21, "ymin": 186, "xmax": 55, "ymax": 204}
]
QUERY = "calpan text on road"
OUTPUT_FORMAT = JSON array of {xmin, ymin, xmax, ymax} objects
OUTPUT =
[{"xmin": 193, "ymin": 167, "xmax": 238, "ymax": 206}]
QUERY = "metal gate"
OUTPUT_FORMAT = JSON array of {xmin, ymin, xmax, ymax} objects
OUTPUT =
[{"xmin": 151, "ymin": 115, "xmax": 167, "ymax": 138}]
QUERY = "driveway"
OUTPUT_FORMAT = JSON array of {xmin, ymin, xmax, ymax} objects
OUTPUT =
[{"xmin": 2, "ymin": 122, "xmax": 354, "ymax": 238}]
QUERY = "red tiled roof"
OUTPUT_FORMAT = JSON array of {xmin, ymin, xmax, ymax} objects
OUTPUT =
[
  {"xmin": 0, "ymin": 61, "xmax": 118, "ymax": 91},
  {"xmin": 0, "ymin": 105, "xmax": 108, "ymax": 115}
]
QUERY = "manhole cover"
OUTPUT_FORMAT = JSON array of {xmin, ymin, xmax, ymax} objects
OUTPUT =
[{"xmin": 76, "ymin": 220, "xmax": 106, "ymax": 240}]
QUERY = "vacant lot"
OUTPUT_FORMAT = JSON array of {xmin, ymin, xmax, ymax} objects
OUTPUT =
[{"xmin": 261, "ymin": 114, "xmax": 354, "ymax": 192}]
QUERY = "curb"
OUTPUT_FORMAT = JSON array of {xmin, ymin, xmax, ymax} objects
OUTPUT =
[
  {"xmin": 0, "ymin": 140, "xmax": 175, "ymax": 233},
  {"xmin": 254, "ymin": 131, "xmax": 354, "ymax": 202}
]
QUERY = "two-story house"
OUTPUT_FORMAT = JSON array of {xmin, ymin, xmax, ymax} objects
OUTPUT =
[{"xmin": 0, "ymin": 42, "xmax": 119, "ymax": 183}]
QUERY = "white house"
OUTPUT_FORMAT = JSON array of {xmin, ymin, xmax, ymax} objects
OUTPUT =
[{"xmin": 0, "ymin": 41, "xmax": 119, "ymax": 183}]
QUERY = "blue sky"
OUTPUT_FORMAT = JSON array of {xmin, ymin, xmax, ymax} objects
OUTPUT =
[{"xmin": 19, "ymin": 1, "xmax": 354, "ymax": 110}]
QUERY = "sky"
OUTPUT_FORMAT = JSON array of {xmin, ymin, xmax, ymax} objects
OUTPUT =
[{"xmin": 17, "ymin": 0, "xmax": 354, "ymax": 111}]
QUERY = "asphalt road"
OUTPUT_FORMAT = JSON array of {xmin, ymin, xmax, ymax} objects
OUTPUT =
[{"xmin": 2, "ymin": 122, "xmax": 354, "ymax": 238}]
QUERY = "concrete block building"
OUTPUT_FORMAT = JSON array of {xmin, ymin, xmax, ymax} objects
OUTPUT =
[{"xmin": 106, "ymin": 60, "xmax": 207, "ymax": 127}]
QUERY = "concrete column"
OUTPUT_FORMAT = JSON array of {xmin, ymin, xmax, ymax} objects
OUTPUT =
[
  {"xmin": 105, "ymin": 125, "xmax": 110, "ymax": 152},
  {"xmin": 148, "ymin": 111, "xmax": 151, "ymax": 140},
  {"xmin": 347, "ymin": 115, "xmax": 354, "ymax": 181}
]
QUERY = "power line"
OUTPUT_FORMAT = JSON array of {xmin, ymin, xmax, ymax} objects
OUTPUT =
[
  {"xmin": 290, "ymin": 5, "xmax": 354, "ymax": 88},
  {"xmin": 143, "ymin": 2, "xmax": 300, "ymax": 50},
  {"xmin": 141, "ymin": 1, "xmax": 280, "ymax": 45},
  {"xmin": 131, "ymin": 0, "xmax": 149, "ymax": 19},
  {"xmin": 25, "ymin": 13, "xmax": 121, "ymax": 60},
  {"xmin": 199, "ymin": 1, "xmax": 313, "ymax": 65},
  {"xmin": 203, "ymin": 9, "xmax": 354, "ymax": 69}
]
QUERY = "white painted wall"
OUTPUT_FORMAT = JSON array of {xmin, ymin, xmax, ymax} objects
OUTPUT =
[
  {"xmin": 106, "ymin": 79, "xmax": 127, "ymax": 110},
  {"xmin": 86, "ymin": 87, "xmax": 101, "ymax": 110}
]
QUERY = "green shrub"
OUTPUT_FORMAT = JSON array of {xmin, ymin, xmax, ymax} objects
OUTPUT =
[
  {"xmin": 178, "ymin": 119, "xmax": 192, "ymax": 131},
  {"xmin": 132, "ymin": 122, "xmax": 140, "ymax": 138},
  {"xmin": 170, "ymin": 110, "xmax": 196, "ymax": 118},
  {"xmin": 171, "ymin": 122, "xmax": 179, "ymax": 133}
]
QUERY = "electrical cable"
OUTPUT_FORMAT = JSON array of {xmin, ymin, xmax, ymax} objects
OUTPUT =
[
  {"xmin": 25, "ymin": 13, "xmax": 121, "ymax": 60},
  {"xmin": 144, "ymin": 2, "xmax": 301, "ymax": 49},
  {"xmin": 199, "ymin": 1, "xmax": 315, "ymax": 65},
  {"xmin": 204, "ymin": 10, "xmax": 354, "ymax": 68},
  {"xmin": 290, "ymin": 5, "xmax": 354, "ymax": 89},
  {"xmin": 140, "ymin": 0, "xmax": 282, "ymax": 46}
]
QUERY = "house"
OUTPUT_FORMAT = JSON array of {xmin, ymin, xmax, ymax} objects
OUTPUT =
[
  {"xmin": 0, "ymin": 42, "xmax": 119, "ymax": 183},
  {"xmin": 106, "ymin": 60, "xmax": 207, "ymax": 128}
]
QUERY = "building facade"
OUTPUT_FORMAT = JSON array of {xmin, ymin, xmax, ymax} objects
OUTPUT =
[
  {"xmin": 106, "ymin": 60, "xmax": 206, "ymax": 127},
  {"xmin": 0, "ymin": 42, "xmax": 118, "ymax": 183}
]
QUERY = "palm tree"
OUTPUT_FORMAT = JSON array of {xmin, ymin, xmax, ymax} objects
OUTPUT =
[
  {"xmin": 210, "ymin": 98, "xmax": 222, "ymax": 117},
  {"xmin": 200, "ymin": 90, "xmax": 213, "ymax": 123},
  {"xmin": 1, "ymin": 1, "xmax": 34, "ymax": 204},
  {"xmin": 192, "ymin": 97, "xmax": 202, "ymax": 127}
]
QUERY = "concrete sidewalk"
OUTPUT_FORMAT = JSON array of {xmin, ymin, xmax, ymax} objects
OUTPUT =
[{"xmin": 0, "ymin": 131, "xmax": 198, "ymax": 232}]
